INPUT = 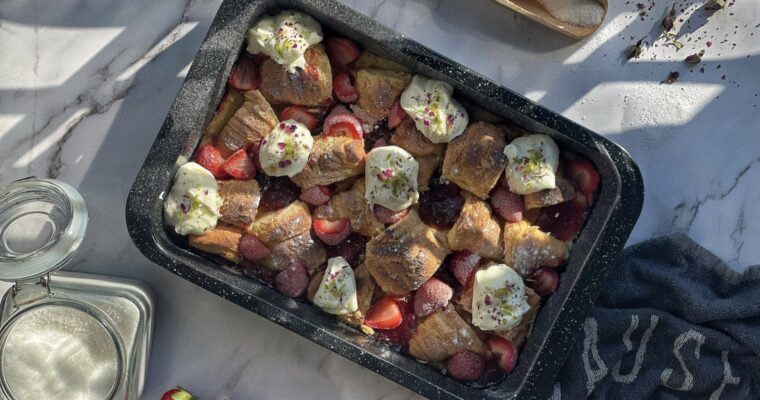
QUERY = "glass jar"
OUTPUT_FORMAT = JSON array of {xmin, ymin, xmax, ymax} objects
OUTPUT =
[{"xmin": 0, "ymin": 178, "xmax": 154, "ymax": 400}]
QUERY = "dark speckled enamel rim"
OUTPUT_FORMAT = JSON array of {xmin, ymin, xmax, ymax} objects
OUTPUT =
[{"xmin": 125, "ymin": 1, "xmax": 644, "ymax": 398}]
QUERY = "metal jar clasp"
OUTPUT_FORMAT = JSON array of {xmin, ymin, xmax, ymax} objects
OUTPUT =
[{"xmin": 10, "ymin": 273, "xmax": 54, "ymax": 308}]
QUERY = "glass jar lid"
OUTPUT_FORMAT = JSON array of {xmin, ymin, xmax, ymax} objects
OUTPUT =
[{"xmin": 0, "ymin": 178, "xmax": 88, "ymax": 282}]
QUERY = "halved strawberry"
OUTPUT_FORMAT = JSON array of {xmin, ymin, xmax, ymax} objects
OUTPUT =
[
  {"xmin": 313, "ymin": 218, "xmax": 351, "ymax": 246},
  {"xmin": 490, "ymin": 186, "xmax": 523, "ymax": 223},
  {"xmin": 325, "ymin": 37, "xmax": 362, "ymax": 67},
  {"xmin": 373, "ymin": 205, "xmax": 409, "ymax": 224},
  {"xmin": 228, "ymin": 55, "xmax": 261, "ymax": 91},
  {"xmin": 566, "ymin": 159, "xmax": 600, "ymax": 194},
  {"xmin": 413, "ymin": 278, "xmax": 453, "ymax": 318},
  {"xmin": 245, "ymin": 139, "xmax": 263, "ymax": 172},
  {"xmin": 280, "ymin": 106, "xmax": 318, "ymax": 132},
  {"xmin": 299, "ymin": 185, "xmax": 332, "ymax": 206},
  {"xmin": 323, "ymin": 105, "xmax": 363, "ymax": 139},
  {"xmin": 333, "ymin": 71, "xmax": 359, "ymax": 103},
  {"xmin": 450, "ymin": 250, "xmax": 482, "ymax": 287},
  {"xmin": 196, "ymin": 144, "xmax": 228, "ymax": 178},
  {"xmin": 528, "ymin": 268, "xmax": 559, "ymax": 297},
  {"xmin": 446, "ymin": 351, "xmax": 485, "ymax": 381},
  {"xmin": 222, "ymin": 148, "xmax": 256, "ymax": 179},
  {"xmin": 239, "ymin": 234, "xmax": 270, "ymax": 261},
  {"xmin": 387, "ymin": 99, "xmax": 406, "ymax": 129},
  {"xmin": 485, "ymin": 337, "xmax": 517, "ymax": 373},
  {"xmin": 364, "ymin": 296, "xmax": 403, "ymax": 330}
]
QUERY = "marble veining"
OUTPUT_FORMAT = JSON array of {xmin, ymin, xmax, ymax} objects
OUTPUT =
[{"xmin": 0, "ymin": 0, "xmax": 758, "ymax": 398}]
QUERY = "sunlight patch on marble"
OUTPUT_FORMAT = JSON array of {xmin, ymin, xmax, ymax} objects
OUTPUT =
[
  {"xmin": 0, "ymin": 22, "xmax": 123, "ymax": 89},
  {"xmin": 177, "ymin": 60, "xmax": 193, "ymax": 78},
  {"xmin": 115, "ymin": 21, "xmax": 199, "ymax": 82},
  {"xmin": 562, "ymin": 13, "xmax": 637, "ymax": 66},
  {"xmin": 12, "ymin": 107, "xmax": 89, "ymax": 169},
  {"xmin": 0, "ymin": 114, "xmax": 26, "ymax": 139}
]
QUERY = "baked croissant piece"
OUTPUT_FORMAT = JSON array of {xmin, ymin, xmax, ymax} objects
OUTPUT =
[
  {"xmin": 494, "ymin": 286, "xmax": 541, "ymax": 347},
  {"xmin": 408, "ymin": 305, "xmax": 485, "ymax": 362},
  {"xmin": 188, "ymin": 224, "xmax": 244, "ymax": 263},
  {"xmin": 247, "ymin": 200, "xmax": 312, "ymax": 247},
  {"xmin": 390, "ymin": 117, "xmax": 444, "ymax": 157},
  {"xmin": 258, "ymin": 231, "xmax": 326, "ymax": 273},
  {"xmin": 216, "ymin": 90, "xmax": 278, "ymax": 157},
  {"xmin": 442, "ymin": 122, "xmax": 508, "ymax": 199},
  {"xmin": 291, "ymin": 135, "xmax": 365, "ymax": 188},
  {"xmin": 351, "ymin": 68, "xmax": 412, "ymax": 126},
  {"xmin": 365, "ymin": 210, "xmax": 450, "ymax": 295},
  {"xmin": 314, "ymin": 179, "xmax": 385, "ymax": 237},
  {"xmin": 259, "ymin": 43, "xmax": 333, "ymax": 106},
  {"xmin": 218, "ymin": 180, "xmax": 261, "ymax": 227},
  {"xmin": 337, "ymin": 264, "xmax": 377, "ymax": 328},
  {"xmin": 503, "ymin": 220, "xmax": 568, "ymax": 276},
  {"xmin": 447, "ymin": 192, "xmax": 503, "ymax": 260}
]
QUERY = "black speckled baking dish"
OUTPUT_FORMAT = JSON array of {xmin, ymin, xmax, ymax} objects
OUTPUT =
[{"xmin": 126, "ymin": 0, "xmax": 644, "ymax": 398}]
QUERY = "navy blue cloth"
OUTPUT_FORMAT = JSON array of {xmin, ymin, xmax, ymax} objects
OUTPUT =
[{"xmin": 554, "ymin": 234, "xmax": 760, "ymax": 399}]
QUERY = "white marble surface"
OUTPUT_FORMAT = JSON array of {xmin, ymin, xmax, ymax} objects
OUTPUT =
[{"xmin": 0, "ymin": 0, "xmax": 758, "ymax": 398}]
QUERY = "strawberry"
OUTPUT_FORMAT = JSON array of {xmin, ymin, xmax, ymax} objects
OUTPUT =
[
  {"xmin": 413, "ymin": 278, "xmax": 453, "ymax": 318},
  {"xmin": 161, "ymin": 387, "xmax": 194, "ymax": 400},
  {"xmin": 373, "ymin": 205, "xmax": 409, "ymax": 224},
  {"xmin": 364, "ymin": 296, "xmax": 403, "ymax": 330},
  {"xmin": 446, "ymin": 351, "xmax": 485, "ymax": 381},
  {"xmin": 195, "ymin": 144, "xmax": 228, "ymax": 179},
  {"xmin": 280, "ymin": 105, "xmax": 318, "ymax": 132},
  {"xmin": 299, "ymin": 185, "xmax": 332, "ymax": 206},
  {"xmin": 241, "ymin": 261, "xmax": 278, "ymax": 283},
  {"xmin": 535, "ymin": 192, "xmax": 589, "ymax": 241},
  {"xmin": 333, "ymin": 71, "xmax": 359, "ymax": 103},
  {"xmin": 239, "ymin": 234, "xmax": 270, "ymax": 261},
  {"xmin": 387, "ymin": 99, "xmax": 406, "ymax": 129},
  {"xmin": 313, "ymin": 218, "xmax": 351, "ymax": 246},
  {"xmin": 228, "ymin": 55, "xmax": 261, "ymax": 91},
  {"xmin": 485, "ymin": 337, "xmax": 517, "ymax": 373},
  {"xmin": 275, "ymin": 262, "xmax": 309, "ymax": 297},
  {"xmin": 449, "ymin": 250, "xmax": 482, "ymax": 287},
  {"xmin": 490, "ymin": 186, "xmax": 523, "ymax": 223},
  {"xmin": 222, "ymin": 148, "xmax": 256, "ymax": 179},
  {"xmin": 323, "ymin": 105, "xmax": 363, "ymax": 139},
  {"xmin": 325, "ymin": 37, "xmax": 362, "ymax": 67},
  {"xmin": 245, "ymin": 139, "xmax": 263, "ymax": 172},
  {"xmin": 566, "ymin": 159, "xmax": 600, "ymax": 194},
  {"xmin": 305, "ymin": 63, "xmax": 321, "ymax": 81},
  {"xmin": 528, "ymin": 268, "xmax": 559, "ymax": 297}
]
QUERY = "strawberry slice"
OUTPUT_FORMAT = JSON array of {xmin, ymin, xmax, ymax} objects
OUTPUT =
[
  {"xmin": 325, "ymin": 37, "xmax": 362, "ymax": 67},
  {"xmin": 449, "ymin": 250, "xmax": 482, "ymax": 287},
  {"xmin": 485, "ymin": 337, "xmax": 518, "ymax": 373},
  {"xmin": 195, "ymin": 144, "xmax": 228, "ymax": 178},
  {"xmin": 275, "ymin": 262, "xmax": 309, "ymax": 298},
  {"xmin": 299, "ymin": 185, "xmax": 332, "ymax": 206},
  {"xmin": 566, "ymin": 159, "xmax": 600, "ymax": 194},
  {"xmin": 161, "ymin": 387, "xmax": 194, "ymax": 400},
  {"xmin": 313, "ymin": 218, "xmax": 351, "ymax": 246},
  {"xmin": 373, "ymin": 205, "xmax": 409, "ymax": 224},
  {"xmin": 239, "ymin": 234, "xmax": 270, "ymax": 261},
  {"xmin": 387, "ymin": 99, "xmax": 406, "ymax": 129},
  {"xmin": 364, "ymin": 296, "xmax": 403, "ymax": 330},
  {"xmin": 222, "ymin": 148, "xmax": 256, "ymax": 179},
  {"xmin": 490, "ymin": 186, "xmax": 524, "ymax": 223},
  {"xmin": 228, "ymin": 55, "xmax": 261, "ymax": 91},
  {"xmin": 333, "ymin": 71, "xmax": 359, "ymax": 103},
  {"xmin": 528, "ymin": 268, "xmax": 559, "ymax": 297},
  {"xmin": 413, "ymin": 278, "xmax": 453, "ymax": 318},
  {"xmin": 280, "ymin": 106, "xmax": 318, "ymax": 132},
  {"xmin": 322, "ymin": 105, "xmax": 364, "ymax": 139},
  {"xmin": 446, "ymin": 351, "xmax": 485, "ymax": 381}
]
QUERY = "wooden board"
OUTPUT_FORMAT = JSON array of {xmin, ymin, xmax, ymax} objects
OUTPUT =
[{"xmin": 493, "ymin": 0, "xmax": 607, "ymax": 39}]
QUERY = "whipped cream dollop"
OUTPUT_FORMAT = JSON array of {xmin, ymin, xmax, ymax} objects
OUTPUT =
[
  {"xmin": 399, "ymin": 75, "xmax": 468, "ymax": 144},
  {"xmin": 503, "ymin": 134, "xmax": 560, "ymax": 194},
  {"xmin": 246, "ymin": 10, "xmax": 323, "ymax": 73},
  {"xmin": 471, "ymin": 263, "xmax": 531, "ymax": 331},
  {"xmin": 163, "ymin": 162, "xmax": 221, "ymax": 235},
  {"xmin": 259, "ymin": 120, "xmax": 314, "ymax": 177},
  {"xmin": 314, "ymin": 257, "xmax": 359, "ymax": 315},
  {"xmin": 364, "ymin": 146, "xmax": 419, "ymax": 212}
]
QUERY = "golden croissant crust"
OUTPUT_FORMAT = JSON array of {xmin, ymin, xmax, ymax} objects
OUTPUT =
[
  {"xmin": 408, "ymin": 304, "xmax": 485, "ymax": 362},
  {"xmin": 503, "ymin": 220, "xmax": 568, "ymax": 276},
  {"xmin": 447, "ymin": 192, "xmax": 503, "ymax": 260}
]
